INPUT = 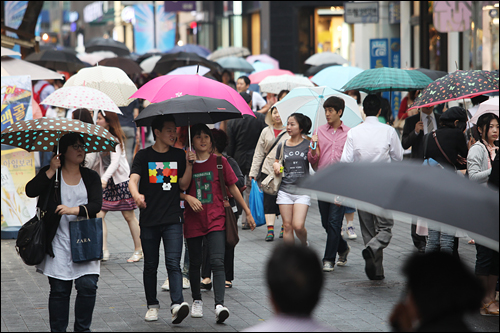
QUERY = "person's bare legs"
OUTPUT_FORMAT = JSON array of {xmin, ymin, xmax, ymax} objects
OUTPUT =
[
  {"xmin": 478, "ymin": 275, "xmax": 500, "ymax": 314},
  {"xmin": 279, "ymin": 205, "xmax": 294, "ymax": 244},
  {"xmin": 121, "ymin": 210, "xmax": 142, "ymax": 252},
  {"xmin": 345, "ymin": 212, "xmax": 355, "ymax": 227},
  {"xmin": 291, "ymin": 204, "xmax": 309, "ymax": 246},
  {"xmin": 265, "ymin": 214, "xmax": 276, "ymax": 227}
]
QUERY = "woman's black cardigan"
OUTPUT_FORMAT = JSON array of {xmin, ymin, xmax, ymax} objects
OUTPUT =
[{"xmin": 25, "ymin": 165, "xmax": 102, "ymax": 258}]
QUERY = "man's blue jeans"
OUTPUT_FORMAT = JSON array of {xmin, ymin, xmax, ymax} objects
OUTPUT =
[
  {"xmin": 318, "ymin": 201, "xmax": 348, "ymax": 263},
  {"xmin": 48, "ymin": 274, "xmax": 98, "ymax": 332},
  {"xmin": 426, "ymin": 229, "xmax": 454, "ymax": 254},
  {"xmin": 141, "ymin": 223, "xmax": 184, "ymax": 308}
]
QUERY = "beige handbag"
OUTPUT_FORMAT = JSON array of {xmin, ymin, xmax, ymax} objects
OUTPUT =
[{"xmin": 261, "ymin": 140, "xmax": 286, "ymax": 195}]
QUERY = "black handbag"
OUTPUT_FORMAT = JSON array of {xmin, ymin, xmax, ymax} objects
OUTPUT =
[
  {"xmin": 15, "ymin": 180, "xmax": 52, "ymax": 266},
  {"xmin": 70, "ymin": 205, "xmax": 103, "ymax": 263}
]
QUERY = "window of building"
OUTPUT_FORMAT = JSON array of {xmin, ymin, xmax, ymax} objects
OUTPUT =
[{"xmin": 314, "ymin": 7, "xmax": 352, "ymax": 62}]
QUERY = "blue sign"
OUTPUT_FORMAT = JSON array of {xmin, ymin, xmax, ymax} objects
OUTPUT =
[
  {"xmin": 133, "ymin": 4, "xmax": 155, "ymax": 54},
  {"xmin": 156, "ymin": 4, "xmax": 176, "ymax": 52},
  {"xmin": 370, "ymin": 39, "xmax": 390, "ymax": 112},
  {"xmin": 390, "ymin": 38, "xmax": 401, "ymax": 120},
  {"xmin": 4, "ymin": 1, "xmax": 28, "ymax": 56}
]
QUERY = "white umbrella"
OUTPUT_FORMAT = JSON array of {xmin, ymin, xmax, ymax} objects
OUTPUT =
[
  {"xmin": 470, "ymin": 97, "xmax": 499, "ymax": 125},
  {"xmin": 77, "ymin": 51, "xmax": 117, "ymax": 65},
  {"xmin": 1, "ymin": 56, "xmax": 63, "ymax": 80},
  {"xmin": 140, "ymin": 55, "xmax": 162, "ymax": 73},
  {"xmin": 64, "ymin": 66, "xmax": 137, "ymax": 107},
  {"xmin": 1, "ymin": 46, "xmax": 21, "ymax": 57},
  {"xmin": 259, "ymin": 75, "xmax": 314, "ymax": 94},
  {"xmin": 41, "ymin": 86, "xmax": 122, "ymax": 114},
  {"xmin": 305, "ymin": 52, "xmax": 348, "ymax": 66},
  {"xmin": 207, "ymin": 46, "xmax": 250, "ymax": 61},
  {"xmin": 166, "ymin": 65, "xmax": 210, "ymax": 76}
]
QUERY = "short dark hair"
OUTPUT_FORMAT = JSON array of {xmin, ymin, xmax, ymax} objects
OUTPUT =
[
  {"xmin": 471, "ymin": 95, "xmax": 489, "ymax": 106},
  {"xmin": 277, "ymin": 89, "xmax": 290, "ymax": 101},
  {"xmin": 344, "ymin": 90, "xmax": 361, "ymax": 105},
  {"xmin": 190, "ymin": 123, "xmax": 215, "ymax": 153},
  {"xmin": 266, "ymin": 244, "xmax": 323, "ymax": 316},
  {"xmin": 238, "ymin": 75, "xmax": 250, "ymax": 86},
  {"xmin": 240, "ymin": 92, "xmax": 252, "ymax": 105},
  {"xmin": 323, "ymin": 96, "xmax": 345, "ymax": 118},
  {"xmin": 211, "ymin": 128, "xmax": 228, "ymax": 153},
  {"xmin": 288, "ymin": 113, "xmax": 312, "ymax": 135},
  {"xmin": 56, "ymin": 132, "xmax": 86, "ymax": 167},
  {"xmin": 402, "ymin": 252, "xmax": 484, "ymax": 322},
  {"xmin": 151, "ymin": 115, "xmax": 176, "ymax": 141},
  {"xmin": 363, "ymin": 94, "xmax": 382, "ymax": 117},
  {"xmin": 72, "ymin": 108, "xmax": 94, "ymax": 124}
]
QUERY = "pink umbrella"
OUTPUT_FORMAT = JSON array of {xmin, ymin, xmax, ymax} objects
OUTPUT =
[
  {"xmin": 129, "ymin": 74, "xmax": 254, "ymax": 117},
  {"xmin": 248, "ymin": 69, "xmax": 294, "ymax": 84},
  {"xmin": 246, "ymin": 54, "xmax": 280, "ymax": 69}
]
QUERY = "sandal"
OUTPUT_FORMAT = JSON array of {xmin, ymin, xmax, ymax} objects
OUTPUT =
[
  {"xmin": 127, "ymin": 250, "xmax": 143, "ymax": 262},
  {"xmin": 265, "ymin": 233, "xmax": 274, "ymax": 241},
  {"xmin": 225, "ymin": 281, "xmax": 232, "ymax": 288},
  {"xmin": 480, "ymin": 301, "xmax": 499, "ymax": 316},
  {"xmin": 200, "ymin": 281, "xmax": 212, "ymax": 291}
]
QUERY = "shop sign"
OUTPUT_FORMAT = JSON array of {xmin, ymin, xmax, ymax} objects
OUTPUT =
[
  {"xmin": 389, "ymin": 1, "xmax": 400, "ymax": 24},
  {"xmin": 164, "ymin": 1, "xmax": 196, "ymax": 12},
  {"xmin": 84, "ymin": 1, "xmax": 103, "ymax": 23},
  {"xmin": 390, "ymin": 38, "xmax": 402, "ymax": 119},
  {"xmin": 345, "ymin": 2, "xmax": 379, "ymax": 24},
  {"xmin": 433, "ymin": 1, "xmax": 472, "ymax": 33}
]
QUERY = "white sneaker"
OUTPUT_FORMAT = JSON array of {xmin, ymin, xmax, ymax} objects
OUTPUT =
[
  {"xmin": 215, "ymin": 304, "xmax": 230, "ymax": 324},
  {"xmin": 145, "ymin": 308, "xmax": 159, "ymax": 321},
  {"xmin": 161, "ymin": 278, "xmax": 169, "ymax": 291},
  {"xmin": 171, "ymin": 302, "xmax": 189, "ymax": 324},
  {"xmin": 191, "ymin": 300, "xmax": 203, "ymax": 318},
  {"xmin": 183, "ymin": 277, "xmax": 190, "ymax": 289},
  {"xmin": 341, "ymin": 228, "xmax": 344, "ymax": 237},
  {"xmin": 346, "ymin": 226, "xmax": 358, "ymax": 240}
]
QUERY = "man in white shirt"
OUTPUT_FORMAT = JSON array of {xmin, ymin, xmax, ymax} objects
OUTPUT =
[
  {"xmin": 340, "ymin": 94, "xmax": 403, "ymax": 280},
  {"xmin": 236, "ymin": 75, "xmax": 271, "ymax": 114}
]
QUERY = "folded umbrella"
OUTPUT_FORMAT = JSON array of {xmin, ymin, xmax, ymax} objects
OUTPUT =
[{"xmin": 217, "ymin": 56, "xmax": 255, "ymax": 72}]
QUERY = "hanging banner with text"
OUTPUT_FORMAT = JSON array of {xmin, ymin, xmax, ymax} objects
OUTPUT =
[
  {"xmin": 156, "ymin": 3, "xmax": 176, "ymax": 52},
  {"xmin": 390, "ymin": 38, "xmax": 402, "ymax": 120},
  {"xmin": 1, "ymin": 75, "xmax": 33, "ymax": 132},
  {"xmin": 133, "ymin": 4, "xmax": 154, "ymax": 54},
  {"xmin": 370, "ymin": 39, "xmax": 390, "ymax": 115}
]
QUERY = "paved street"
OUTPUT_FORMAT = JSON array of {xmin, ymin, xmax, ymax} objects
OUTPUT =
[{"xmin": 2, "ymin": 198, "xmax": 499, "ymax": 332}]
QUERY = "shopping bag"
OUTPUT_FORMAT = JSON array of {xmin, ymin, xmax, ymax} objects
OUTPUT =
[
  {"xmin": 249, "ymin": 179, "xmax": 266, "ymax": 227},
  {"xmin": 69, "ymin": 206, "xmax": 103, "ymax": 263}
]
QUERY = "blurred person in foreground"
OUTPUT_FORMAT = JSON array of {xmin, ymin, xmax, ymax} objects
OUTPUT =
[
  {"xmin": 243, "ymin": 244, "xmax": 336, "ymax": 332},
  {"xmin": 389, "ymin": 251, "xmax": 484, "ymax": 331}
]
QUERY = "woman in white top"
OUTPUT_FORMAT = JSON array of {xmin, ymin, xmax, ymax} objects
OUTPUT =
[{"xmin": 93, "ymin": 110, "xmax": 142, "ymax": 262}]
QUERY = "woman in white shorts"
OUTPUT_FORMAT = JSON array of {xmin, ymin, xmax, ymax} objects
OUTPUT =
[{"xmin": 273, "ymin": 113, "xmax": 312, "ymax": 246}]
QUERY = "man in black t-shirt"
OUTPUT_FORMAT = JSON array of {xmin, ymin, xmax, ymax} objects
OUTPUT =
[{"xmin": 129, "ymin": 115, "xmax": 196, "ymax": 324}]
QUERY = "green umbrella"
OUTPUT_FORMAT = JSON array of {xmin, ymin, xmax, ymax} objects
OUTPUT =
[{"xmin": 341, "ymin": 67, "xmax": 434, "ymax": 93}]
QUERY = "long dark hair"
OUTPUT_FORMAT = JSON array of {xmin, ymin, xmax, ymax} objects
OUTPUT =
[
  {"xmin": 477, "ymin": 113, "xmax": 499, "ymax": 164},
  {"xmin": 98, "ymin": 111, "xmax": 126, "ymax": 147}
]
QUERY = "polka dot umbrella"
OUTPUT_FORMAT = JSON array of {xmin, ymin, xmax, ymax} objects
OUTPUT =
[{"xmin": 40, "ymin": 86, "xmax": 122, "ymax": 113}]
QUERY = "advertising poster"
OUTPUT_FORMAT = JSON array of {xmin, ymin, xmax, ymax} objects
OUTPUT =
[
  {"xmin": 156, "ymin": 4, "xmax": 176, "ymax": 52},
  {"xmin": 390, "ymin": 38, "xmax": 402, "ymax": 120},
  {"xmin": 4, "ymin": 1, "xmax": 28, "ymax": 56},
  {"xmin": 133, "ymin": 4, "xmax": 154, "ymax": 55},
  {"xmin": 370, "ymin": 39, "xmax": 391, "ymax": 108},
  {"xmin": 1, "ymin": 75, "xmax": 33, "ymax": 132},
  {"xmin": 1, "ymin": 149, "xmax": 36, "ymax": 228}
]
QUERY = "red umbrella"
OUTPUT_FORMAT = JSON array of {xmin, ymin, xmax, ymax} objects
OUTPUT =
[{"xmin": 248, "ymin": 69, "xmax": 294, "ymax": 84}]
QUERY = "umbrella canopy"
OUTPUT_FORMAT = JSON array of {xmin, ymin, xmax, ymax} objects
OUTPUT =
[
  {"xmin": 342, "ymin": 67, "xmax": 434, "ymax": 93},
  {"xmin": 97, "ymin": 57, "xmax": 143, "ymax": 76},
  {"xmin": 152, "ymin": 52, "xmax": 222, "ymax": 75},
  {"xmin": 1, "ymin": 56, "xmax": 63, "ymax": 80},
  {"xmin": 85, "ymin": 37, "xmax": 130, "ymax": 56},
  {"xmin": 409, "ymin": 70, "xmax": 499, "ymax": 110},
  {"xmin": 413, "ymin": 68, "xmax": 449, "ymax": 81},
  {"xmin": 24, "ymin": 49, "xmax": 88, "ymax": 73},
  {"xmin": 208, "ymin": 46, "xmax": 250, "ymax": 61},
  {"xmin": 311, "ymin": 66, "xmax": 364, "ymax": 91},
  {"xmin": 1, "ymin": 117, "xmax": 119, "ymax": 153},
  {"xmin": 305, "ymin": 52, "xmax": 348, "ymax": 66},
  {"xmin": 295, "ymin": 162, "xmax": 499, "ymax": 251},
  {"xmin": 259, "ymin": 75, "xmax": 314, "ymax": 94},
  {"xmin": 77, "ymin": 51, "xmax": 117, "ymax": 65},
  {"xmin": 274, "ymin": 86, "xmax": 362, "ymax": 131},
  {"xmin": 249, "ymin": 69, "xmax": 294, "ymax": 84},
  {"xmin": 63, "ymin": 66, "xmax": 137, "ymax": 107},
  {"xmin": 135, "ymin": 50, "xmax": 164, "ymax": 64},
  {"xmin": 250, "ymin": 61, "xmax": 275, "ymax": 73},
  {"xmin": 246, "ymin": 54, "xmax": 279, "ymax": 69},
  {"xmin": 134, "ymin": 95, "xmax": 243, "ymax": 127},
  {"xmin": 166, "ymin": 65, "xmax": 210, "ymax": 76},
  {"xmin": 167, "ymin": 44, "xmax": 211, "ymax": 58},
  {"xmin": 139, "ymin": 55, "xmax": 162, "ymax": 73},
  {"xmin": 40, "ymin": 44, "xmax": 77, "ymax": 55},
  {"xmin": 1, "ymin": 46, "xmax": 21, "ymax": 57},
  {"xmin": 217, "ymin": 56, "xmax": 254, "ymax": 72},
  {"xmin": 470, "ymin": 97, "xmax": 499, "ymax": 124},
  {"xmin": 41, "ymin": 86, "xmax": 122, "ymax": 113},
  {"xmin": 129, "ymin": 74, "xmax": 254, "ymax": 117},
  {"xmin": 304, "ymin": 62, "xmax": 343, "ymax": 77}
]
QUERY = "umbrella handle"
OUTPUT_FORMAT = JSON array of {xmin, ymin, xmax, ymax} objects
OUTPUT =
[
  {"xmin": 310, "ymin": 141, "xmax": 317, "ymax": 150},
  {"xmin": 188, "ymin": 118, "xmax": 194, "ymax": 164},
  {"xmin": 54, "ymin": 133, "xmax": 60, "ymax": 189}
]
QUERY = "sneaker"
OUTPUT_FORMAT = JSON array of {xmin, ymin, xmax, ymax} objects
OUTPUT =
[
  {"xmin": 279, "ymin": 226, "xmax": 284, "ymax": 238},
  {"xmin": 145, "ymin": 308, "xmax": 159, "ymax": 321},
  {"xmin": 323, "ymin": 261, "xmax": 334, "ymax": 272},
  {"xmin": 161, "ymin": 278, "xmax": 169, "ymax": 291},
  {"xmin": 215, "ymin": 304, "xmax": 230, "ymax": 324},
  {"xmin": 265, "ymin": 233, "xmax": 274, "ymax": 241},
  {"xmin": 171, "ymin": 302, "xmax": 189, "ymax": 324},
  {"xmin": 191, "ymin": 300, "xmax": 203, "ymax": 318},
  {"xmin": 340, "ymin": 228, "xmax": 344, "ymax": 238},
  {"xmin": 183, "ymin": 277, "xmax": 190, "ymax": 289},
  {"xmin": 336, "ymin": 244, "xmax": 351, "ymax": 266},
  {"xmin": 346, "ymin": 226, "xmax": 357, "ymax": 240}
]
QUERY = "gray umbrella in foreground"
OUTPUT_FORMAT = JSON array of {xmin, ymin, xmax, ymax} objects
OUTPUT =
[{"xmin": 294, "ymin": 162, "xmax": 499, "ymax": 251}]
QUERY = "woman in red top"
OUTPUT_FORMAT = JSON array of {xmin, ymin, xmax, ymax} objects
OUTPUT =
[
  {"xmin": 183, "ymin": 124, "xmax": 256, "ymax": 323},
  {"xmin": 398, "ymin": 90, "xmax": 420, "ymax": 120}
]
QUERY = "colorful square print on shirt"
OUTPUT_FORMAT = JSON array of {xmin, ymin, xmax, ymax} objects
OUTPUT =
[{"xmin": 148, "ymin": 162, "xmax": 178, "ymax": 189}]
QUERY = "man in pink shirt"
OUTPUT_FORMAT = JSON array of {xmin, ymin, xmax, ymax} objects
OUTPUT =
[{"xmin": 307, "ymin": 96, "xmax": 352, "ymax": 272}]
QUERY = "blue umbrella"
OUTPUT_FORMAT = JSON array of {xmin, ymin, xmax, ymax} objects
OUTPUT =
[
  {"xmin": 167, "ymin": 44, "xmax": 211, "ymax": 58},
  {"xmin": 250, "ymin": 61, "xmax": 274, "ymax": 73},
  {"xmin": 311, "ymin": 65, "xmax": 364, "ymax": 91},
  {"xmin": 217, "ymin": 56, "xmax": 255, "ymax": 72}
]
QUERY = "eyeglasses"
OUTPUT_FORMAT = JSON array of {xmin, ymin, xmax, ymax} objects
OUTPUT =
[{"xmin": 71, "ymin": 144, "xmax": 86, "ymax": 151}]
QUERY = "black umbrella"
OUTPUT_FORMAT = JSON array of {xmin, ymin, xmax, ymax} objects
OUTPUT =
[
  {"xmin": 25, "ymin": 49, "xmax": 88, "ymax": 72},
  {"xmin": 85, "ymin": 37, "xmax": 130, "ymax": 56},
  {"xmin": 152, "ymin": 52, "xmax": 222, "ymax": 75},
  {"xmin": 136, "ymin": 51, "xmax": 164, "ymax": 64},
  {"xmin": 304, "ymin": 62, "xmax": 342, "ymax": 77},
  {"xmin": 295, "ymin": 162, "xmax": 499, "ymax": 250},
  {"xmin": 97, "ymin": 57, "xmax": 143, "ymax": 76},
  {"xmin": 413, "ymin": 68, "xmax": 448, "ymax": 81}
]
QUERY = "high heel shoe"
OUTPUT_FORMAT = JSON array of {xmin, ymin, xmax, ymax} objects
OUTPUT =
[
  {"xmin": 102, "ymin": 250, "xmax": 110, "ymax": 261},
  {"xmin": 127, "ymin": 250, "xmax": 143, "ymax": 262}
]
